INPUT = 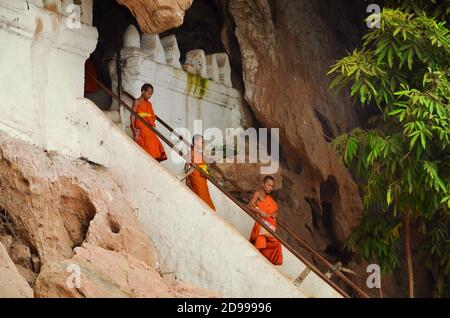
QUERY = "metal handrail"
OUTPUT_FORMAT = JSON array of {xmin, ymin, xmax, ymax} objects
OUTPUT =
[{"xmin": 89, "ymin": 77, "xmax": 369, "ymax": 298}]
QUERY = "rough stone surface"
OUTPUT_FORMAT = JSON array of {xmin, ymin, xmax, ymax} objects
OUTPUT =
[
  {"xmin": 0, "ymin": 132, "xmax": 159, "ymax": 269},
  {"xmin": 117, "ymin": 0, "xmax": 193, "ymax": 34},
  {"xmin": 10, "ymin": 240, "xmax": 32, "ymax": 269},
  {"xmin": 0, "ymin": 133, "xmax": 215, "ymax": 297},
  {"xmin": 228, "ymin": 0, "xmax": 364, "ymax": 246},
  {"xmin": 0, "ymin": 234, "xmax": 13, "ymax": 253},
  {"xmin": 0, "ymin": 242, "xmax": 33, "ymax": 298},
  {"xmin": 210, "ymin": 162, "xmax": 282, "ymax": 193},
  {"xmin": 16, "ymin": 264, "xmax": 38, "ymax": 289},
  {"xmin": 34, "ymin": 243, "xmax": 217, "ymax": 298}
]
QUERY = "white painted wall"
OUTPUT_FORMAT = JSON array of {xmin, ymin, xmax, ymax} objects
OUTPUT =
[
  {"xmin": 0, "ymin": 0, "xmax": 97, "ymax": 157},
  {"xmin": 73, "ymin": 99, "xmax": 308, "ymax": 297},
  {"xmin": 0, "ymin": 0, "xmax": 342, "ymax": 298}
]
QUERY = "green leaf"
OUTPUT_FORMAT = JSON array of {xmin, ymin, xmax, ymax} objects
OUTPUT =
[
  {"xmin": 388, "ymin": 47, "xmax": 394, "ymax": 68},
  {"xmin": 387, "ymin": 188, "xmax": 393, "ymax": 205},
  {"xmin": 407, "ymin": 48, "xmax": 414, "ymax": 70}
]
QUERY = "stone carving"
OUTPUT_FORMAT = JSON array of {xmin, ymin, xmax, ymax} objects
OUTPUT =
[
  {"xmin": 141, "ymin": 34, "xmax": 166, "ymax": 64},
  {"xmin": 160, "ymin": 35, "xmax": 182, "ymax": 69},
  {"xmin": 206, "ymin": 54, "xmax": 220, "ymax": 82},
  {"xmin": 185, "ymin": 49, "xmax": 208, "ymax": 78},
  {"xmin": 213, "ymin": 53, "xmax": 232, "ymax": 88},
  {"xmin": 123, "ymin": 25, "xmax": 141, "ymax": 49}
]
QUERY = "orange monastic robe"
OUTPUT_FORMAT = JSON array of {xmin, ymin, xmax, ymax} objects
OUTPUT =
[
  {"xmin": 187, "ymin": 153, "xmax": 216, "ymax": 211},
  {"xmin": 133, "ymin": 100, "xmax": 167, "ymax": 162},
  {"xmin": 249, "ymin": 194, "xmax": 283, "ymax": 265},
  {"xmin": 84, "ymin": 58, "xmax": 99, "ymax": 94}
]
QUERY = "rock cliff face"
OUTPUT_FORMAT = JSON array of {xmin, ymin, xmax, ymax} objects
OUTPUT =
[
  {"xmin": 117, "ymin": 0, "xmax": 193, "ymax": 34},
  {"xmin": 226, "ymin": 0, "xmax": 364, "ymax": 251},
  {"xmin": 115, "ymin": 0, "xmax": 366, "ymax": 274},
  {"xmin": 0, "ymin": 242, "xmax": 33, "ymax": 298},
  {"xmin": 0, "ymin": 133, "xmax": 215, "ymax": 298}
]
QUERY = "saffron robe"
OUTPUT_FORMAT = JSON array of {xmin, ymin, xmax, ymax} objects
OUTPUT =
[
  {"xmin": 249, "ymin": 194, "xmax": 283, "ymax": 265},
  {"xmin": 84, "ymin": 58, "xmax": 99, "ymax": 94},
  {"xmin": 187, "ymin": 152, "xmax": 216, "ymax": 211},
  {"xmin": 132, "ymin": 100, "xmax": 167, "ymax": 162}
]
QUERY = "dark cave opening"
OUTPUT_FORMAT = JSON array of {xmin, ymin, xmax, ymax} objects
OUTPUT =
[
  {"xmin": 160, "ymin": 0, "xmax": 225, "ymax": 62},
  {"xmin": 87, "ymin": 0, "xmax": 246, "ymax": 110},
  {"xmin": 160, "ymin": 0, "xmax": 245, "ymax": 91},
  {"xmin": 85, "ymin": 0, "xmax": 140, "ymax": 110}
]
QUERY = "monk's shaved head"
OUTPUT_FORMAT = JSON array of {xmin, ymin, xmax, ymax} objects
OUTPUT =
[
  {"xmin": 263, "ymin": 176, "xmax": 275, "ymax": 184},
  {"xmin": 262, "ymin": 176, "xmax": 275, "ymax": 194},
  {"xmin": 141, "ymin": 83, "xmax": 154, "ymax": 100},
  {"xmin": 141, "ymin": 83, "xmax": 154, "ymax": 92}
]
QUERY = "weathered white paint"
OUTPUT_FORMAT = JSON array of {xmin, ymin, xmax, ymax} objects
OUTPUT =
[
  {"xmin": 160, "ymin": 34, "xmax": 182, "ymax": 69},
  {"xmin": 0, "ymin": 0, "xmax": 342, "ymax": 298},
  {"xmin": 214, "ymin": 53, "xmax": 233, "ymax": 88},
  {"xmin": 185, "ymin": 49, "xmax": 208, "ymax": 78},
  {"xmin": 141, "ymin": 33, "xmax": 166, "ymax": 64},
  {"xmin": 206, "ymin": 54, "xmax": 220, "ymax": 82},
  {"xmin": 0, "ymin": 0, "xmax": 97, "ymax": 157},
  {"xmin": 123, "ymin": 24, "xmax": 140, "ymax": 49}
]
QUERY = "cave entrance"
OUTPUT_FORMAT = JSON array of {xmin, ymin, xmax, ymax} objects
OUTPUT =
[
  {"xmin": 160, "ymin": 0, "xmax": 225, "ymax": 65},
  {"xmin": 85, "ymin": 0, "xmax": 245, "ymax": 109},
  {"xmin": 84, "ymin": 0, "xmax": 139, "ymax": 110},
  {"xmin": 160, "ymin": 0, "xmax": 244, "ymax": 90}
]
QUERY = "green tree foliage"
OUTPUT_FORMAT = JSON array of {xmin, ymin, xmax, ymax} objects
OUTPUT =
[{"xmin": 329, "ymin": 0, "xmax": 450, "ymax": 296}]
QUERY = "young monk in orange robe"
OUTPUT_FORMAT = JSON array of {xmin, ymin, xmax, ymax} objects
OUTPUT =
[
  {"xmin": 248, "ymin": 176, "xmax": 283, "ymax": 265},
  {"xmin": 131, "ymin": 84, "xmax": 167, "ymax": 162},
  {"xmin": 185, "ymin": 135, "xmax": 216, "ymax": 211}
]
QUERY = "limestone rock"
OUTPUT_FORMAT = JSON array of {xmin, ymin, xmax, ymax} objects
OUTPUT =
[
  {"xmin": 0, "ymin": 242, "xmax": 33, "ymax": 298},
  {"xmin": 10, "ymin": 241, "xmax": 32, "ymax": 269},
  {"xmin": 34, "ymin": 243, "xmax": 217, "ymax": 298},
  {"xmin": 229, "ymin": 0, "xmax": 363, "ymax": 245},
  {"xmin": 16, "ymin": 264, "xmax": 38, "ymax": 288},
  {"xmin": 32, "ymin": 255, "xmax": 41, "ymax": 273},
  {"xmin": 210, "ymin": 162, "xmax": 282, "ymax": 193},
  {"xmin": 0, "ymin": 234, "xmax": 13, "ymax": 253},
  {"xmin": 117, "ymin": 0, "xmax": 193, "ymax": 34},
  {"xmin": 0, "ymin": 132, "xmax": 158, "ymax": 269}
]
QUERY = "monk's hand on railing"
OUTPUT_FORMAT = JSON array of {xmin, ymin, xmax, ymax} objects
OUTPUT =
[{"xmin": 258, "ymin": 210, "xmax": 268, "ymax": 219}]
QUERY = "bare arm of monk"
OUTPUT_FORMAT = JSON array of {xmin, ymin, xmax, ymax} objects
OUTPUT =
[
  {"xmin": 183, "ymin": 162, "xmax": 195, "ymax": 186},
  {"xmin": 247, "ymin": 191, "xmax": 268, "ymax": 218},
  {"xmin": 131, "ymin": 99, "xmax": 140, "ymax": 138}
]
